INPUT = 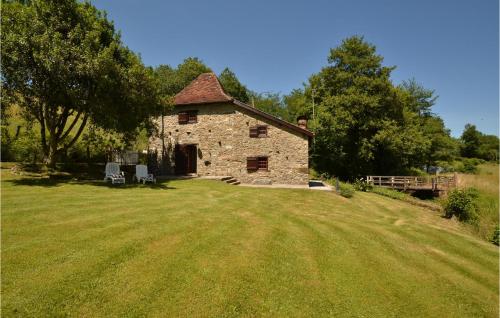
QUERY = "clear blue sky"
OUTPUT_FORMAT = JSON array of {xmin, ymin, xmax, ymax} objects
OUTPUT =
[{"xmin": 93, "ymin": 0, "xmax": 498, "ymax": 137}]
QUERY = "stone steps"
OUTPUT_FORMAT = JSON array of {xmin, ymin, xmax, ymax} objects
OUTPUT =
[{"xmin": 223, "ymin": 176, "xmax": 240, "ymax": 185}]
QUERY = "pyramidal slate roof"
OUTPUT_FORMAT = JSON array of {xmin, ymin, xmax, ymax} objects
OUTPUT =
[
  {"xmin": 174, "ymin": 72, "xmax": 232, "ymax": 105},
  {"xmin": 173, "ymin": 72, "xmax": 313, "ymax": 137}
]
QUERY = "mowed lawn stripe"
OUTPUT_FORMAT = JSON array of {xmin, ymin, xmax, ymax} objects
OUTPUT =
[
  {"xmin": 2, "ymin": 171, "xmax": 498, "ymax": 317},
  {"xmin": 277, "ymin": 197, "xmax": 498, "ymax": 316}
]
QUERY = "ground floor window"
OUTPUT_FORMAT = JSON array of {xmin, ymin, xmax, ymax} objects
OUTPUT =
[{"xmin": 247, "ymin": 156, "xmax": 268, "ymax": 171}]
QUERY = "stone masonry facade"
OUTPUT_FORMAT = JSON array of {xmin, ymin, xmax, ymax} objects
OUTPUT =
[{"xmin": 149, "ymin": 103, "xmax": 310, "ymax": 185}]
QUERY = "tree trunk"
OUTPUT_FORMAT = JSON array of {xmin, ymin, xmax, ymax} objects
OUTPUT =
[
  {"xmin": 46, "ymin": 144, "xmax": 59, "ymax": 169},
  {"xmin": 41, "ymin": 113, "xmax": 89, "ymax": 169}
]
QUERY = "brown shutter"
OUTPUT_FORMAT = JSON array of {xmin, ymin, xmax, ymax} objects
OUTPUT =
[
  {"xmin": 247, "ymin": 157, "xmax": 258, "ymax": 170},
  {"xmin": 178, "ymin": 112, "xmax": 188, "ymax": 124},
  {"xmin": 188, "ymin": 111, "xmax": 197, "ymax": 123},
  {"xmin": 249, "ymin": 127, "xmax": 258, "ymax": 138},
  {"xmin": 258, "ymin": 126, "xmax": 267, "ymax": 137}
]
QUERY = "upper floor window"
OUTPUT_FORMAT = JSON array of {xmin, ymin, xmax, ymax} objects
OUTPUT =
[
  {"xmin": 178, "ymin": 111, "xmax": 198, "ymax": 124},
  {"xmin": 249, "ymin": 125, "xmax": 268, "ymax": 138}
]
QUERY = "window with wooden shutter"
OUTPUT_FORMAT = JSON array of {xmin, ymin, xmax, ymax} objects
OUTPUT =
[
  {"xmin": 178, "ymin": 112, "xmax": 188, "ymax": 124},
  {"xmin": 247, "ymin": 157, "xmax": 258, "ymax": 171},
  {"xmin": 249, "ymin": 125, "xmax": 267, "ymax": 138},
  {"xmin": 257, "ymin": 125, "xmax": 267, "ymax": 137},
  {"xmin": 249, "ymin": 127, "xmax": 258, "ymax": 138},
  {"xmin": 178, "ymin": 110, "xmax": 197, "ymax": 124},
  {"xmin": 247, "ymin": 157, "xmax": 268, "ymax": 171},
  {"xmin": 257, "ymin": 157, "xmax": 268, "ymax": 170},
  {"xmin": 188, "ymin": 111, "xmax": 197, "ymax": 123}
]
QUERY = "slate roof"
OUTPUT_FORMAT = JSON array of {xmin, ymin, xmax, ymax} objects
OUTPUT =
[{"xmin": 173, "ymin": 73, "xmax": 313, "ymax": 137}]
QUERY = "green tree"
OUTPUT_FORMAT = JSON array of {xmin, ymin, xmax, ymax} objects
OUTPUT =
[
  {"xmin": 460, "ymin": 124, "xmax": 482, "ymax": 158},
  {"xmin": 218, "ymin": 68, "xmax": 249, "ymax": 102},
  {"xmin": 283, "ymin": 88, "xmax": 311, "ymax": 124},
  {"xmin": 310, "ymin": 36, "xmax": 429, "ymax": 177},
  {"xmin": 420, "ymin": 116, "xmax": 458, "ymax": 170},
  {"xmin": 248, "ymin": 91, "xmax": 287, "ymax": 119},
  {"xmin": 400, "ymin": 80, "xmax": 458, "ymax": 170},
  {"xmin": 155, "ymin": 58, "xmax": 211, "ymax": 97},
  {"xmin": 400, "ymin": 78, "xmax": 437, "ymax": 117},
  {"xmin": 478, "ymin": 134, "xmax": 499, "ymax": 162},
  {"xmin": 1, "ymin": 0, "xmax": 163, "ymax": 167}
]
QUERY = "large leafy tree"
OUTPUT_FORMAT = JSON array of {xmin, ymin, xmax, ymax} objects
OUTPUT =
[
  {"xmin": 310, "ymin": 36, "xmax": 430, "ymax": 177},
  {"xmin": 1, "ymin": 0, "xmax": 163, "ymax": 167},
  {"xmin": 218, "ymin": 68, "xmax": 249, "ymax": 102},
  {"xmin": 478, "ymin": 134, "xmax": 499, "ymax": 162},
  {"xmin": 400, "ymin": 78, "xmax": 437, "ymax": 117},
  {"xmin": 283, "ymin": 88, "xmax": 311, "ymax": 124},
  {"xmin": 420, "ymin": 116, "xmax": 458, "ymax": 169},
  {"xmin": 459, "ymin": 124, "xmax": 499, "ymax": 161},
  {"xmin": 400, "ymin": 80, "xmax": 458, "ymax": 170},
  {"xmin": 248, "ymin": 91, "xmax": 287, "ymax": 119},
  {"xmin": 460, "ymin": 124, "xmax": 482, "ymax": 158}
]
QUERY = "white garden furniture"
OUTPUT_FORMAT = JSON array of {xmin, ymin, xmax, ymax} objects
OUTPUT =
[
  {"xmin": 104, "ymin": 162, "xmax": 125, "ymax": 184},
  {"xmin": 134, "ymin": 164, "xmax": 156, "ymax": 184}
]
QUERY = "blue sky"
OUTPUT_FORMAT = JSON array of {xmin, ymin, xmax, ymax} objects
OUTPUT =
[{"xmin": 93, "ymin": 0, "xmax": 498, "ymax": 137}]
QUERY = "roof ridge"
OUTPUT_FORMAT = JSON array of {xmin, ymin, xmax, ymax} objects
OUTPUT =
[
  {"xmin": 174, "ymin": 72, "xmax": 232, "ymax": 105},
  {"xmin": 208, "ymin": 72, "xmax": 233, "ymax": 101}
]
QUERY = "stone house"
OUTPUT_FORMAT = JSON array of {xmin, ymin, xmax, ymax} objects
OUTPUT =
[{"xmin": 149, "ymin": 73, "xmax": 313, "ymax": 185}]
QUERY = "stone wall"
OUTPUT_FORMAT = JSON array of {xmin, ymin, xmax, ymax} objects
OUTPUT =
[{"xmin": 149, "ymin": 102, "xmax": 310, "ymax": 185}]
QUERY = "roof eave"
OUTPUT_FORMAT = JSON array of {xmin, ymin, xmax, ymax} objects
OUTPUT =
[
  {"xmin": 174, "ymin": 98, "xmax": 234, "ymax": 107},
  {"xmin": 232, "ymin": 100, "xmax": 314, "ymax": 137}
]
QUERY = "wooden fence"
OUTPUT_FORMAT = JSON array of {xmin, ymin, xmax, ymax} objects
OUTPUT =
[{"xmin": 366, "ymin": 174, "xmax": 457, "ymax": 192}]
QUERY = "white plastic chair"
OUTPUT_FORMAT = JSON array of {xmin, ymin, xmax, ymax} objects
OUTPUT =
[
  {"xmin": 104, "ymin": 162, "xmax": 125, "ymax": 184},
  {"xmin": 135, "ymin": 164, "xmax": 156, "ymax": 184}
]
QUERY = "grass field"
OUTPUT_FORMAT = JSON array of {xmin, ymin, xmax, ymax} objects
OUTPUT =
[
  {"xmin": 2, "ymin": 166, "xmax": 499, "ymax": 317},
  {"xmin": 457, "ymin": 163, "xmax": 499, "ymax": 240}
]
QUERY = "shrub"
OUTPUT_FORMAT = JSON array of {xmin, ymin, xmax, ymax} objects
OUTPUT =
[
  {"xmin": 353, "ymin": 178, "xmax": 372, "ymax": 192},
  {"xmin": 338, "ymin": 182, "xmax": 355, "ymax": 198},
  {"xmin": 309, "ymin": 168, "xmax": 321, "ymax": 179},
  {"xmin": 65, "ymin": 141, "xmax": 88, "ymax": 162},
  {"xmin": 437, "ymin": 159, "xmax": 482, "ymax": 174},
  {"xmin": 458, "ymin": 159, "xmax": 479, "ymax": 174},
  {"xmin": 10, "ymin": 130, "xmax": 44, "ymax": 163},
  {"xmin": 443, "ymin": 188, "xmax": 479, "ymax": 223},
  {"xmin": 491, "ymin": 225, "xmax": 500, "ymax": 246},
  {"xmin": 319, "ymin": 172, "xmax": 331, "ymax": 180}
]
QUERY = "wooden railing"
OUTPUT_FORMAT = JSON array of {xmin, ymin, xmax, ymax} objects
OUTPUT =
[{"xmin": 366, "ymin": 174, "xmax": 457, "ymax": 191}]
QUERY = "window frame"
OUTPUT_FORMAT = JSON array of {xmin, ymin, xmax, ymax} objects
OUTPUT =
[
  {"xmin": 249, "ymin": 125, "xmax": 268, "ymax": 138},
  {"xmin": 257, "ymin": 156, "xmax": 268, "ymax": 170},
  {"xmin": 247, "ymin": 156, "xmax": 268, "ymax": 171},
  {"xmin": 178, "ymin": 110, "xmax": 198, "ymax": 124}
]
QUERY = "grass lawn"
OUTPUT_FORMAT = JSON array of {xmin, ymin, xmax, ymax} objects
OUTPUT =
[{"xmin": 2, "ymin": 166, "xmax": 499, "ymax": 317}]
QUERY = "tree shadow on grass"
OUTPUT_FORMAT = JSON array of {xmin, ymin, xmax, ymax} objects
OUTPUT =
[{"xmin": 5, "ymin": 177, "xmax": 176, "ymax": 190}]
